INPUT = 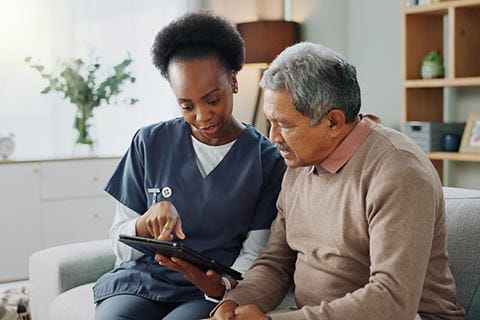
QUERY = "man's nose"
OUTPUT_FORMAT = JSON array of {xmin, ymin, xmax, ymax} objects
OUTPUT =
[{"xmin": 269, "ymin": 124, "xmax": 282, "ymax": 144}]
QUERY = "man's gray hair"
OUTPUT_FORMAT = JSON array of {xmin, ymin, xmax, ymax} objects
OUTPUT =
[{"xmin": 260, "ymin": 42, "xmax": 361, "ymax": 125}]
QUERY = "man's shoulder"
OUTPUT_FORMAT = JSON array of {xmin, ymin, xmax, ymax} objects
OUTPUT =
[
  {"xmin": 363, "ymin": 124, "xmax": 430, "ymax": 162},
  {"xmin": 360, "ymin": 124, "xmax": 440, "ymax": 185}
]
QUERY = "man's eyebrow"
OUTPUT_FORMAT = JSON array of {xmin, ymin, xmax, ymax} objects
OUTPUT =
[
  {"xmin": 177, "ymin": 88, "xmax": 221, "ymax": 102},
  {"xmin": 277, "ymin": 117, "xmax": 293, "ymax": 124}
]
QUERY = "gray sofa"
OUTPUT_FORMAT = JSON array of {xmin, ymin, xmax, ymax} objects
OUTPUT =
[{"xmin": 29, "ymin": 187, "xmax": 480, "ymax": 320}]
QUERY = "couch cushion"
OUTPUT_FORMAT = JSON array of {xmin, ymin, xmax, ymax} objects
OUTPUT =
[
  {"xmin": 443, "ymin": 187, "xmax": 480, "ymax": 318},
  {"xmin": 50, "ymin": 283, "xmax": 95, "ymax": 320}
]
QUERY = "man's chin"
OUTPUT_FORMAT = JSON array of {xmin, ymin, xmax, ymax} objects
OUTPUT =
[{"xmin": 283, "ymin": 157, "xmax": 302, "ymax": 168}]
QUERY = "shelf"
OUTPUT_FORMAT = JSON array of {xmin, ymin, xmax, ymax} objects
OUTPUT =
[
  {"xmin": 404, "ymin": 3, "xmax": 449, "ymax": 15},
  {"xmin": 402, "ymin": 0, "xmax": 480, "ymax": 182},
  {"xmin": 405, "ymin": 77, "xmax": 480, "ymax": 87},
  {"xmin": 404, "ymin": 0, "xmax": 480, "ymax": 15},
  {"xmin": 428, "ymin": 152, "xmax": 480, "ymax": 162}
]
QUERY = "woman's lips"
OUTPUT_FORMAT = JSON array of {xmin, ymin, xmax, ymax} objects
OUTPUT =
[{"xmin": 199, "ymin": 124, "xmax": 219, "ymax": 136}]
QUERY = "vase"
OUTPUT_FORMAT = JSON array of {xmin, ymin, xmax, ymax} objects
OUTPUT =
[
  {"xmin": 72, "ymin": 113, "xmax": 98, "ymax": 157},
  {"xmin": 73, "ymin": 141, "xmax": 98, "ymax": 157}
]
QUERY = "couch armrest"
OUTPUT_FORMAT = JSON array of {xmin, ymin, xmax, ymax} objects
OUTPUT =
[{"xmin": 29, "ymin": 239, "xmax": 115, "ymax": 320}]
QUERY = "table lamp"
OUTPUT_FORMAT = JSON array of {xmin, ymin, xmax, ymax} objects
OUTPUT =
[{"xmin": 237, "ymin": 20, "xmax": 299, "ymax": 126}]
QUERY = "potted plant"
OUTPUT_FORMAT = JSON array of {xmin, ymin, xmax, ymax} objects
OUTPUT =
[
  {"xmin": 421, "ymin": 51, "xmax": 444, "ymax": 79},
  {"xmin": 25, "ymin": 55, "xmax": 138, "ymax": 155}
]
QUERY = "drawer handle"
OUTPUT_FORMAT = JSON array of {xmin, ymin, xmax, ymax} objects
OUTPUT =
[
  {"xmin": 91, "ymin": 176, "xmax": 99, "ymax": 182},
  {"xmin": 92, "ymin": 213, "xmax": 100, "ymax": 219}
]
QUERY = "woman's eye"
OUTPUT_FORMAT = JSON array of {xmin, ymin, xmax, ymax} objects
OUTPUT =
[
  {"xmin": 180, "ymin": 104, "xmax": 193, "ymax": 111},
  {"xmin": 207, "ymin": 98, "xmax": 219, "ymax": 105}
]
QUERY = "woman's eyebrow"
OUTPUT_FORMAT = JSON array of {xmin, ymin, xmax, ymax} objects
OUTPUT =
[{"xmin": 177, "ymin": 88, "xmax": 221, "ymax": 102}]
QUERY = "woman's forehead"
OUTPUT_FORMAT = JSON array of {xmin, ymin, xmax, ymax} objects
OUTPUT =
[{"xmin": 168, "ymin": 59, "xmax": 229, "ymax": 98}]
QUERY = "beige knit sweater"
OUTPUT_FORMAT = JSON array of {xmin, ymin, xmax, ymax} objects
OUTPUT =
[{"xmin": 224, "ymin": 122, "xmax": 465, "ymax": 320}]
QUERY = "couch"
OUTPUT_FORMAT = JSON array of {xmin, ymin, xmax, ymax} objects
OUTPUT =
[{"xmin": 29, "ymin": 187, "xmax": 480, "ymax": 320}]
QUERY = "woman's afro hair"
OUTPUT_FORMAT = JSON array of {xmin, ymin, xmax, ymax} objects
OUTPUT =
[{"xmin": 152, "ymin": 11, "xmax": 245, "ymax": 78}]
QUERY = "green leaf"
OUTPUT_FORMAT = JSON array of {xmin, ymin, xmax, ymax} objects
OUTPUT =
[
  {"xmin": 40, "ymin": 86, "xmax": 51, "ymax": 94},
  {"xmin": 423, "ymin": 51, "xmax": 443, "ymax": 63},
  {"xmin": 26, "ymin": 53, "xmax": 137, "ymax": 113}
]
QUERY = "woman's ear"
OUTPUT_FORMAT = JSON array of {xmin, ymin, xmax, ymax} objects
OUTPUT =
[{"xmin": 231, "ymin": 71, "xmax": 238, "ymax": 93}]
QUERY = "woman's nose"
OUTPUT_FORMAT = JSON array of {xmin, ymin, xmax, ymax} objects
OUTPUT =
[{"xmin": 196, "ymin": 105, "xmax": 211, "ymax": 123}]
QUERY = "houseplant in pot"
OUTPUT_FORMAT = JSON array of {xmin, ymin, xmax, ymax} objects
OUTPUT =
[
  {"xmin": 25, "ymin": 55, "xmax": 138, "ymax": 156},
  {"xmin": 420, "ymin": 51, "xmax": 444, "ymax": 79}
]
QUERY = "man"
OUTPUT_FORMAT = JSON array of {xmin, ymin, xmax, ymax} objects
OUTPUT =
[{"xmin": 210, "ymin": 42, "xmax": 464, "ymax": 320}]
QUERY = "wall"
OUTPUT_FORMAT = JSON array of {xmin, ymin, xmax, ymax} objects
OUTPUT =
[
  {"xmin": 291, "ymin": 0, "xmax": 402, "ymax": 130},
  {"xmin": 348, "ymin": 0, "xmax": 402, "ymax": 130},
  {"xmin": 292, "ymin": 0, "xmax": 349, "ymax": 56},
  {"xmin": 0, "ymin": 0, "xmax": 193, "ymax": 159}
]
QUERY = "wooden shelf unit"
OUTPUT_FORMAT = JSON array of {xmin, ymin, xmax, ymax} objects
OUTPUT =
[
  {"xmin": 427, "ymin": 152, "xmax": 480, "ymax": 162},
  {"xmin": 401, "ymin": 0, "xmax": 480, "ymax": 181}
]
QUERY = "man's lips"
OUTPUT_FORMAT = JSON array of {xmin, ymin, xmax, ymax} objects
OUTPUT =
[{"xmin": 276, "ymin": 144, "xmax": 293, "ymax": 157}]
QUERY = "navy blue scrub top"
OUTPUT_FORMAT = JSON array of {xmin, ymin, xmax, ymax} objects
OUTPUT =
[{"xmin": 93, "ymin": 118, "xmax": 286, "ymax": 303}]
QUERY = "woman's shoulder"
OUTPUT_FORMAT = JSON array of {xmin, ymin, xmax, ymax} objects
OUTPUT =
[
  {"xmin": 240, "ymin": 125, "xmax": 285, "ymax": 178},
  {"xmin": 242, "ymin": 124, "xmax": 280, "ymax": 156},
  {"xmin": 135, "ymin": 117, "xmax": 187, "ymax": 144}
]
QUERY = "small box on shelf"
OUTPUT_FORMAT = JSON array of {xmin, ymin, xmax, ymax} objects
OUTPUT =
[{"xmin": 404, "ymin": 121, "xmax": 465, "ymax": 152}]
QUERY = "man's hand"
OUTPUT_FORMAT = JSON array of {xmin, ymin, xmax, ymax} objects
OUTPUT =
[
  {"xmin": 136, "ymin": 201, "xmax": 186, "ymax": 240},
  {"xmin": 233, "ymin": 304, "xmax": 268, "ymax": 320},
  {"xmin": 209, "ymin": 300, "xmax": 238, "ymax": 320},
  {"xmin": 155, "ymin": 255, "xmax": 225, "ymax": 297}
]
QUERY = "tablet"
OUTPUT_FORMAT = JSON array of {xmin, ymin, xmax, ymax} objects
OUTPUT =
[{"xmin": 118, "ymin": 234, "xmax": 243, "ymax": 280}]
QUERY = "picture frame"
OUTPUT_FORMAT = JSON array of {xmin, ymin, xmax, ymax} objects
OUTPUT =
[{"xmin": 459, "ymin": 112, "xmax": 480, "ymax": 153}]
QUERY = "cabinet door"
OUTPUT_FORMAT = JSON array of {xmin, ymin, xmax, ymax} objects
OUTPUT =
[
  {"xmin": 42, "ymin": 196, "xmax": 115, "ymax": 248},
  {"xmin": 0, "ymin": 163, "xmax": 42, "ymax": 281},
  {"xmin": 40, "ymin": 158, "xmax": 119, "ymax": 200}
]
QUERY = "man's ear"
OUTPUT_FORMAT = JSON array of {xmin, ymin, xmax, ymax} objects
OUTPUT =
[{"xmin": 326, "ymin": 109, "xmax": 347, "ymax": 130}]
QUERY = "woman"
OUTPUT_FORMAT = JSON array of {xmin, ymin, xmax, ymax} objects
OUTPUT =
[{"xmin": 93, "ymin": 11, "xmax": 286, "ymax": 320}]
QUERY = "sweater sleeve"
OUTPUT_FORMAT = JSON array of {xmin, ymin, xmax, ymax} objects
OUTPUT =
[
  {"xmin": 224, "ymin": 189, "xmax": 297, "ymax": 312},
  {"xmin": 270, "ymin": 150, "xmax": 442, "ymax": 320}
]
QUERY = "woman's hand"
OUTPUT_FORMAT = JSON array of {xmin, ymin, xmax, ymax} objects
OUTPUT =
[
  {"xmin": 136, "ymin": 201, "xmax": 186, "ymax": 240},
  {"xmin": 155, "ymin": 255, "xmax": 226, "ymax": 298}
]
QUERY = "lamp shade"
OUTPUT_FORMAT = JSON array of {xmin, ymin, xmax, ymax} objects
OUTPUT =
[{"xmin": 237, "ymin": 21, "xmax": 299, "ymax": 64}]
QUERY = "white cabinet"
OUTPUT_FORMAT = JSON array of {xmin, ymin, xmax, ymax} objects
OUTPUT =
[
  {"xmin": 42, "ymin": 197, "xmax": 114, "ymax": 248},
  {"xmin": 0, "ymin": 163, "xmax": 42, "ymax": 281},
  {"xmin": 0, "ymin": 157, "xmax": 120, "ymax": 282}
]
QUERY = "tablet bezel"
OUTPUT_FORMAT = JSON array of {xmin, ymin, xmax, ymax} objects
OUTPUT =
[{"xmin": 118, "ymin": 234, "xmax": 243, "ymax": 280}]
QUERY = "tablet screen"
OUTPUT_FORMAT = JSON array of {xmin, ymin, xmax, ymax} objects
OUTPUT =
[{"xmin": 118, "ymin": 234, "xmax": 242, "ymax": 280}]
